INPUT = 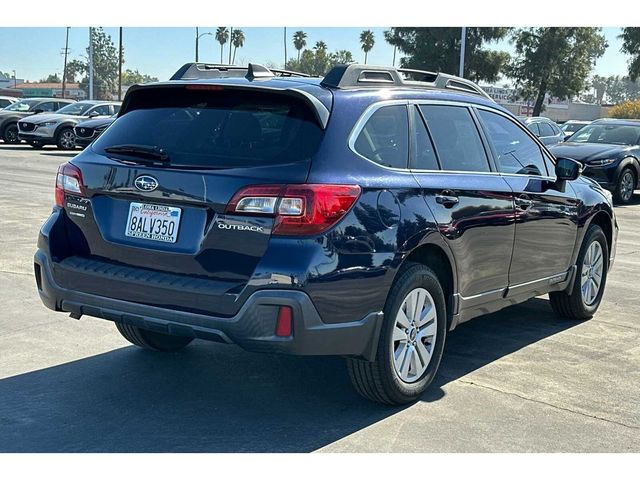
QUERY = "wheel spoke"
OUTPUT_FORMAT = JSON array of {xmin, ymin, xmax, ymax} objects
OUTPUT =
[
  {"xmin": 413, "ymin": 290, "xmax": 426, "ymax": 322},
  {"xmin": 418, "ymin": 303, "xmax": 436, "ymax": 327},
  {"xmin": 415, "ymin": 340, "xmax": 432, "ymax": 368},
  {"xmin": 411, "ymin": 346, "xmax": 426, "ymax": 377},
  {"xmin": 418, "ymin": 320, "xmax": 436, "ymax": 340},
  {"xmin": 396, "ymin": 308, "xmax": 411, "ymax": 329},
  {"xmin": 400, "ymin": 345, "xmax": 412, "ymax": 378},
  {"xmin": 393, "ymin": 326, "xmax": 406, "ymax": 342}
]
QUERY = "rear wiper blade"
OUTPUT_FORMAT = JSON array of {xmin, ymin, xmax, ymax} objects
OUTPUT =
[{"xmin": 104, "ymin": 144, "xmax": 170, "ymax": 164}]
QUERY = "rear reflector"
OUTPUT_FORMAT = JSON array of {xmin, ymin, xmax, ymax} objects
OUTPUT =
[
  {"xmin": 226, "ymin": 184, "xmax": 361, "ymax": 236},
  {"xmin": 275, "ymin": 306, "xmax": 293, "ymax": 337}
]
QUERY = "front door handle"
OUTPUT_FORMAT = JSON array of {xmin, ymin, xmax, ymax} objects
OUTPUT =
[
  {"xmin": 515, "ymin": 195, "xmax": 534, "ymax": 210},
  {"xmin": 435, "ymin": 193, "xmax": 459, "ymax": 208}
]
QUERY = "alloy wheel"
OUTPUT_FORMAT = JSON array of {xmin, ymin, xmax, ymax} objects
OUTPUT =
[
  {"xmin": 581, "ymin": 241, "xmax": 604, "ymax": 306},
  {"xmin": 392, "ymin": 287, "xmax": 437, "ymax": 383},
  {"xmin": 620, "ymin": 171, "xmax": 635, "ymax": 202},
  {"xmin": 60, "ymin": 130, "xmax": 75, "ymax": 149},
  {"xmin": 5, "ymin": 125, "xmax": 18, "ymax": 143}
]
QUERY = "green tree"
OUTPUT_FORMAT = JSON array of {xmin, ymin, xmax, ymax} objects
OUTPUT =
[
  {"xmin": 287, "ymin": 46, "xmax": 354, "ymax": 76},
  {"xmin": 231, "ymin": 29, "xmax": 245, "ymax": 64},
  {"xmin": 121, "ymin": 69, "xmax": 158, "ymax": 86},
  {"xmin": 591, "ymin": 74, "xmax": 608, "ymax": 104},
  {"xmin": 293, "ymin": 30, "xmax": 307, "ymax": 63},
  {"xmin": 0, "ymin": 71, "xmax": 10, "ymax": 79},
  {"xmin": 620, "ymin": 27, "xmax": 640, "ymax": 81},
  {"xmin": 314, "ymin": 41, "xmax": 327, "ymax": 51},
  {"xmin": 384, "ymin": 27, "xmax": 511, "ymax": 83},
  {"xmin": 508, "ymin": 27, "xmax": 607, "ymax": 116},
  {"xmin": 216, "ymin": 27, "xmax": 229, "ymax": 63},
  {"xmin": 66, "ymin": 28, "xmax": 120, "ymax": 99},
  {"xmin": 360, "ymin": 30, "xmax": 375, "ymax": 64},
  {"xmin": 40, "ymin": 74, "xmax": 61, "ymax": 83},
  {"xmin": 605, "ymin": 75, "xmax": 640, "ymax": 104}
]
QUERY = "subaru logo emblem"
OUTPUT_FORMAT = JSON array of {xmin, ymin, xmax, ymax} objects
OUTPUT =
[{"xmin": 134, "ymin": 175, "xmax": 158, "ymax": 192}]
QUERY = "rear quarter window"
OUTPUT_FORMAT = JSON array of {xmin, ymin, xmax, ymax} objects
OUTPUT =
[{"xmin": 353, "ymin": 104, "xmax": 409, "ymax": 169}]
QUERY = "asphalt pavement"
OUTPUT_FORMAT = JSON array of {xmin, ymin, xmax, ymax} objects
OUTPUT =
[{"xmin": 0, "ymin": 144, "xmax": 638, "ymax": 452}]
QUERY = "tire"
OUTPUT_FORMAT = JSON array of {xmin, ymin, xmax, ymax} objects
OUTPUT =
[
  {"xmin": 28, "ymin": 141, "xmax": 44, "ymax": 149},
  {"xmin": 550, "ymin": 224, "xmax": 608, "ymax": 320},
  {"xmin": 347, "ymin": 262, "xmax": 447, "ymax": 405},
  {"xmin": 56, "ymin": 127, "xmax": 76, "ymax": 150},
  {"xmin": 2, "ymin": 123, "xmax": 19, "ymax": 144},
  {"xmin": 614, "ymin": 167, "xmax": 636, "ymax": 204},
  {"xmin": 115, "ymin": 322, "xmax": 193, "ymax": 352}
]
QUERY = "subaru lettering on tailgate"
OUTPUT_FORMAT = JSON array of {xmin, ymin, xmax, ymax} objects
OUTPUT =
[{"xmin": 125, "ymin": 202, "xmax": 182, "ymax": 243}]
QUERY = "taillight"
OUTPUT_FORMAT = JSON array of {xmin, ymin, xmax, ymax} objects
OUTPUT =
[
  {"xmin": 55, "ymin": 162, "xmax": 85, "ymax": 207},
  {"xmin": 226, "ymin": 184, "xmax": 361, "ymax": 236}
]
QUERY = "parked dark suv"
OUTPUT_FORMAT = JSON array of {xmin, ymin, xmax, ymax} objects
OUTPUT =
[{"xmin": 35, "ymin": 63, "xmax": 618, "ymax": 405}]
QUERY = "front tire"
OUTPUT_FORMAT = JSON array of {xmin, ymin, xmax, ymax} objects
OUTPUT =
[
  {"xmin": 2, "ymin": 123, "xmax": 19, "ymax": 144},
  {"xmin": 347, "ymin": 262, "xmax": 447, "ymax": 405},
  {"xmin": 614, "ymin": 167, "xmax": 636, "ymax": 204},
  {"xmin": 115, "ymin": 322, "xmax": 194, "ymax": 352},
  {"xmin": 56, "ymin": 127, "xmax": 76, "ymax": 150},
  {"xmin": 550, "ymin": 224, "xmax": 608, "ymax": 320}
]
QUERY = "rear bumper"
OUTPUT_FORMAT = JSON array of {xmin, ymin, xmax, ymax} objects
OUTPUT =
[{"xmin": 34, "ymin": 249, "xmax": 383, "ymax": 360}]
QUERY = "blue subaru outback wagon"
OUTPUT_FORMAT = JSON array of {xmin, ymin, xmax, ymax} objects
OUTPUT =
[{"xmin": 35, "ymin": 63, "xmax": 618, "ymax": 404}]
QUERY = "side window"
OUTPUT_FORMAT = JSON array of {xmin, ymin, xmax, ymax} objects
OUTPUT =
[
  {"xmin": 526, "ymin": 122, "xmax": 540, "ymax": 136},
  {"xmin": 411, "ymin": 106, "xmax": 439, "ymax": 170},
  {"xmin": 38, "ymin": 102, "xmax": 57, "ymax": 113},
  {"xmin": 418, "ymin": 104, "xmax": 490, "ymax": 172},
  {"xmin": 478, "ymin": 109, "xmax": 548, "ymax": 176},
  {"xmin": 539, "ymin": 122, "xmax": 555, "ymax": 137},
  {"xmin": 354, "ymin": 104, "xmax": 409, "ymax": 169},
  {"xmin": 90, "ymin": 104, "xmax": 112, "ymax": 116},
  {"xmin": 113, "ymin": 104, "xmax": 121, "ymax": 114}
]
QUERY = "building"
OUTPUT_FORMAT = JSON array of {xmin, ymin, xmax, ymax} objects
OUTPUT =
[
  {"xmin": 480, "ymin": 84, "xmax": 605, "ymax": 122},
  {"xmin": 9, "ymin": 83, "xmax": 86, "ymax": 100}
]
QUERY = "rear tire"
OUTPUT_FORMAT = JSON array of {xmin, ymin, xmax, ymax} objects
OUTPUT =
[
  {"xmin": 56, "ymin": 127, "xmax": 76, "ymax": 150},
  {"xmin": 2, "ymin": 123, "xmax": 19, "ymax": 144},
  {"xmin": 115, "ymin": 322, "xmax": 193, "ymax": 352},
  {"xmin": 614, "ymin": 167, "xmax": 636, "ymax": 204},
  {"xmin": 347, "ymin": 262, "xmax": 447, "ymax": 405},
  {"xmin": 550, "ymin": 224, "xmax": 608, "ymax": 320}
]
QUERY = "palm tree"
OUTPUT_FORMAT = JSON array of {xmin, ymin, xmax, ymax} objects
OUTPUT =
[
  {"xmin": 293, "ymin": 30, "xmax": 307, "ymax": 63},
  {"xmin": 360, "ymin": 30, "xmax": 375, "ymax": 64},
  {"xmin": 231, "ymin": 29, "xmax": 245, "ymax": 64},
  {"xmin": 215, "ymin": 27, "xmax": 229, "ymax": 63},
  {"xmin": 314, "ymin": 41, "xmax": 327, "ymax": 51}
]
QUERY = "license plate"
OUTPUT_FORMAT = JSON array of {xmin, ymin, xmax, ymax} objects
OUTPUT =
[{"xmin": 125, "ymin": 202, "xmax": 182, "ymax": 243}]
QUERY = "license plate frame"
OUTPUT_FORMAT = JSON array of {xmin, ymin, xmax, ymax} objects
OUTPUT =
[{"xmin": 124, "ymin": 202, "xmax": 182, "ymax": 244}]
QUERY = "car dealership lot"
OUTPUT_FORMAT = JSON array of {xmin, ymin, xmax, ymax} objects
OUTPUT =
[{"xmin": 0, "ymin": 144, "xmax": 638, "ymax": 452}]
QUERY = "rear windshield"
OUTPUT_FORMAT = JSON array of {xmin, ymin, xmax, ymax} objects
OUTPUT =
[{"xmin": 92, "ymin": 87, "xmax": 324, "ymax": 168}]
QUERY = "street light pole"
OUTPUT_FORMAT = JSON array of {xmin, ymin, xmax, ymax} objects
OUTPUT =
[
  {"xmin": 195, "ymin": 27, "xmax": 199, "ymax": 62},
  {"xmin": 228, "ymin": 27, "xmax": 233, "ymax": 64},
  {"xmin": 12, "ymin": 70, "xmax": 16, "ymax": 88},
  {"xmin": 459, "ymin": 26, "xmax": 467, "ymax": 78},
  {"xmin": 118, "ymin": 27, "xmax": 123, "ymax": 101},
  {"xmin": 284, "ymin": 27, "xmax": 287, "ymax": 69},
  {"xmin": 62, "ymin": 27, "xmax": 70, "ymax": 99},
  {"xmin": 89, "ymin": 27, "xmax": 94, "ymax": 100}
]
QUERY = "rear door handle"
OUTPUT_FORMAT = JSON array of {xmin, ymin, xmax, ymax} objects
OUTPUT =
[
  {"xmin": 515, "ymin": 195, "xmax": 533, "ymax": 210},
  {"xmin": 435, "ymin": 193, "xmax": 459, "ymax": 208}
]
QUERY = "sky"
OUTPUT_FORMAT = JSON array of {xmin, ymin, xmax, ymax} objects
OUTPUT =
[{"xmin": 0, "ymin": 27, "xmax": 630, "ymax": 84}]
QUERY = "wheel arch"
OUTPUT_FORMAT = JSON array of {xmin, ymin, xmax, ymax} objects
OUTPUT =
[
  {"xmin": 585, "ymin": 209, "xmax": 613, "ymax": 256},
  {"xmin": 397, "ymin": 241, "xmax": 458, "ymax": 329},
  {"xmin": 615, "ymin": 156, "xmax": 640, "ymax": 187},
  {"xmin": 54, "ymin": 122, "xmax": 77, "ymax": 139}
]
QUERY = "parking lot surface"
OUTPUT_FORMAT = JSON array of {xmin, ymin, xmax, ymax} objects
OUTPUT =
[{"xmin": 0, "ymin": 144, "xmax": 638, "ymax": 452}]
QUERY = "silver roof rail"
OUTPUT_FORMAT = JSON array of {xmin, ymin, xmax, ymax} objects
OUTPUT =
[{"xmin": 170, "ymin": 63, "xmax": 311, "ymax": 81}]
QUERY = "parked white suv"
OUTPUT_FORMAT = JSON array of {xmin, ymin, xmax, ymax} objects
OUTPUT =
[{"xmin": 18, "ymin": 100, "xmax": 121, "ymax": 149}]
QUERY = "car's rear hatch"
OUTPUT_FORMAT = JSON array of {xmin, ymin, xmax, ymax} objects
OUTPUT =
[{"xmin": 53, "ymin": 84, "xmax": 327, "ymax": 316}]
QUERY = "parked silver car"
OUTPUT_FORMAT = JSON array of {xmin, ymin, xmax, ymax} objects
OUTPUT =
[
  {"xmin": 17, "ymin": 100, "xmax": 121, "ymax": 149},
  {"xmin": 518, "ymin": 116, "xmax": 564, "ymax": 146},
  {"xmin": 0, "ymin": 96, "xmax": 20, "ymax": 109}
]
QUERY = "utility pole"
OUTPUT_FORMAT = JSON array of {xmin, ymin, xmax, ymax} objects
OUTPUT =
[
  {"xmin": 89, "ymin": 27, "xmax": 94, "ymax": 100},
  {"xmin": 195, "ymin": 27, "xmax": 199, "ymax": 62},
  {"xmin": 62, "ymin": 27, "xmax": 70, "ymax": 99},
  {"xmin": 228, "ymin": 27, "xmax": 233, "ymax": 64},
  {"xmin": 458, "ymin": 27, "xmax": 467, "ymax": 78},
  {"xmin": 284, "ymin": 27, "xmax": 287, "ymax": 69},
  {"xmin": 12, "ymin": 70, "xmax": 16, "ymax": 88},
  {"xmin": 118, "ymin": 27, "xmax": 123, "ymax": 100}
]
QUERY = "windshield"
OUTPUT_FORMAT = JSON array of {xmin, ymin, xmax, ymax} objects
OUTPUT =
[
  {"xmin": 570, "ymin": 124, "xmax": 640, "ymax": 145},
  {"xmin": 93, "ymin": 88, "xmax": 323, "ymax": 168},
  {"xmin": 4, "ymin": 99, "xmax": 38, "ymax": 112},
  {"xmin": 561, "ymin": 123, "xmax": 586, "ymax": 133},
  {"xmin": 56, "ymin": 102, "xmax": 93, "ymax": 116}
]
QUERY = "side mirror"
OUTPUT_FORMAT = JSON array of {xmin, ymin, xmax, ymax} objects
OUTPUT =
[
  {"xmin": 88, "ymin": 111, "xmax": 99, "ymax": 118},
  {"xmin": 550, "ymin": 157, "xmax": 582, "ymax": 192},
  {"xmin": 556, "ymin": 157, "xmax": 582, "ymax": 181},
  {"xmin": 32, "ymin": 109, "xmax": 43, "ymax": 114}
]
